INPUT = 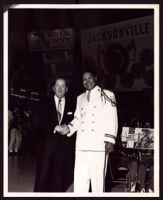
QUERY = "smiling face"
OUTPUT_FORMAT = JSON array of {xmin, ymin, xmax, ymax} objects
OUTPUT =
[
  {"xmin": 53, "ymin": 79, "xmax": 68, "ymax": 99},
  {"xmin": 82, "ymin": 72, "xmax": 97, "ymax": 91}
]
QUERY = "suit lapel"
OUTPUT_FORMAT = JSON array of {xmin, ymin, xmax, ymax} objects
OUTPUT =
[
  {"xmin": 50, "ymin": 97, "xmax": 58, "ymax": 124},
  {"xmin": 61, "ymin": 98, "xmax": 67, "ymax": 124}
]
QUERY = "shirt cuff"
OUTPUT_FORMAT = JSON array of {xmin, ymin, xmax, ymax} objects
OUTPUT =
[
  {"xmin": 67, "ymin": 124, "xmax": 75, "ymax": 137},
  {"xmin": 104, "ymin": 133, "xmax": 116, "ymax": 144}
]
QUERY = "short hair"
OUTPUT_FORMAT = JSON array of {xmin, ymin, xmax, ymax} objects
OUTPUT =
[
  {"xmin": 82, "ymin": 69, "xmax": 98, "ymax": 83},
  {"xmin": 53, "ymin": 77, "xmax": 68, "ymax": 87},
  {"xmin": 82, "ymin": 69, "xmax": 97, "ymax": 78}
]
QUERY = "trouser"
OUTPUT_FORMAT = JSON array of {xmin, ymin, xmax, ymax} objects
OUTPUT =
[
  {"xmin": 74, "ymin": 150, "xmax": 106, "ymax": 193},
  {"xmin": 128, "ymin": 160, "xmax": 138, "ymax": 183},
  {"xmin": 139, "ymin": 164, "xmax": 154, "ymax": 191},
  {"xmin": 34, "ymin": 152, "xmax": 75, "ymax": 192},
  {"xmin": 139, "ymin": 155, "xmax": 154, "ymax": 191},
  {"xmin": 8, "ymin": 128, "xmax": 22, "ymax": 151}
]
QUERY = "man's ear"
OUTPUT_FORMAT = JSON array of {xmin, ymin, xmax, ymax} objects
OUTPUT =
[
  {"xmin": 95, "ymin": 76, "xmax": 98, "ymax": 82},
  {"xmin": 66, "ymin": 87, "xmax": 68, "ymax": 93}
]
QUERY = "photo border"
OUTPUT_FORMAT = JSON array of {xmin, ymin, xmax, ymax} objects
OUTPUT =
[{"xmin": 2, "ymin": 2, "xmax": 160, "ymax": 198}]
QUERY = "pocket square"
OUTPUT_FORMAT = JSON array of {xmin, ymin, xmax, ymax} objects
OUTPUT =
[{"xmin": 67, "ymin": 112, "xmax": 73, "ymax": 115}]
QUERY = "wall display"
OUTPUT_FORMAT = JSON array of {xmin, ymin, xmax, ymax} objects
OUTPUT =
[
  {"xmin": 80, "ymin": 16, "xmax": 154, "ymax": 91},
  {"xmin": 28, "ymin": 28, "xmax": 75, "ymax": 77},
  {"xmin": 121, "ymin": 127, "xmax": 154, "ymax": 149},
  {"xmin": 28, "ymin": 28, "xmax": 74, "ymax": 50}
]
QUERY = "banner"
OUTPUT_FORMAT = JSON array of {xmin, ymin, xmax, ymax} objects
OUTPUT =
[
  {"xmin": 80, "ymin": 16, "xmax": 154, "ymax": 92},
  {"xmin": 28, "ymin": 28, "xmax": 75, "ymax": 50}
]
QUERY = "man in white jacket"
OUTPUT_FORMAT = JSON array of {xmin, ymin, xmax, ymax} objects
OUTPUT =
[{"xmin": 55, "ymin": 70, "xmax": 118, "ymax": 193}]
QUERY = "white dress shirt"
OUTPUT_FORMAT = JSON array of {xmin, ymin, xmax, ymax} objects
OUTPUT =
[{"xmin": 54, "ymin": 95, "xmax": 65, "ymax": 123}]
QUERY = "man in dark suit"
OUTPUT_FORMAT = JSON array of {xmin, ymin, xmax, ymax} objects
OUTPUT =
[{"xmin": 34, "ymin": 78, "xmax": 76, "ymax": 192}]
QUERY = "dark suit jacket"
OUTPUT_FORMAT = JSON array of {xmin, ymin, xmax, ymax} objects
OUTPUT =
[{"xmin": 36, "ymin": 96, "xmax": 76, "ymax": 157}]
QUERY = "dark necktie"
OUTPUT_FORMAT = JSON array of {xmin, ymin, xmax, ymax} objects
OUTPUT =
[{"xmin": 57, "ymin": 99, "xmax": 62, "ymax": 124}]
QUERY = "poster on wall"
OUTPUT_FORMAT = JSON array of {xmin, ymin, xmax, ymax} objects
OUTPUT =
[
  {"xmin": 28, "ymin": 28, "xmax": 74, "ymax": 50},
  {"xmin": 28, "ymin": 28, "xmax": 75, "ymax": 76},
  {"xmin": 80, "ymin": 16, "xmax": 154, "ymax": 92}
]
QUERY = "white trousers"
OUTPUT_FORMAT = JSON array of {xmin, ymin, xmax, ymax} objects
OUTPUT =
[{"xmin": 74, "ymin": 150, "xmax": 107, "ymax": 193}]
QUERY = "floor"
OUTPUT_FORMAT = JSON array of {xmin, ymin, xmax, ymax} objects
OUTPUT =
[
  {"xmin": 8, "ymin": 153, "xmax": 127, "ymax": 193},
  {"xmin": 8, "ymin": 153, "xmax": 36, "ymax": 192}
]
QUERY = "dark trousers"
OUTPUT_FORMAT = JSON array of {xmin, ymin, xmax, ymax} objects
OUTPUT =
[
  {"xmin": 34, "ymin": 152, "xmax": 75, "ymax": 192},
  {"xmin": 139, "ymin": 164, "xmax": 153, "ymax": 191}
]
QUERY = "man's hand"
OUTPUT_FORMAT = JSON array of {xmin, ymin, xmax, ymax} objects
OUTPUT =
[
  {"xmin": 53, "ymin": 125, "xmax": 61, "ymax": 134},
  {"xmin": 105, "ymin": 142, "xmax": 114, "ymax": 154},
  {"xmin": 60, "ymin": 124, "xmax": 70, "ymax": 135},
  {"xmin": 54, "ymin": 124, "xmax": 70, "ymax": 135}
]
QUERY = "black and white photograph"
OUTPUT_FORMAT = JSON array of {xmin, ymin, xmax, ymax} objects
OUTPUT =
[{"xmin": 2, "ymin": 2, "xmax": 160, "ymax": 198}]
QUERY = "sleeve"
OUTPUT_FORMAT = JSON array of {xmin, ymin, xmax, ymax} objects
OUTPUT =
[
  {"xmin": 37, "ymin": 100, "xmax": 56, "ymax": 134},
  {"xmin": 104, "ymin": 92, "xmax": 118, "ymax": 144},
  {"xmin": 67, "ymin": 96, "xmax": 81, "ymax": 137}
]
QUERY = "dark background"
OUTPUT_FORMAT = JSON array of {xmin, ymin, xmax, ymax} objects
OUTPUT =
[{"xmin": 8, "ymin": 8, "xmax": 154, "ymax": 128}]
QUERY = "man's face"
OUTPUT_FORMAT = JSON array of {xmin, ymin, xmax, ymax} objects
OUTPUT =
[
  {"xmin": 53, "ymin": 79, "xmax": 68, "ymax": 99},
  {"xmin": 82, "ymin": 72, "xmax": 97, "ymax": 91}
]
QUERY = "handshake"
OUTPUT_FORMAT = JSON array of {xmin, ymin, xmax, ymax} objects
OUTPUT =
[{"xmin": 54, "ymin": 124, "xmax": 70, "ymax": 136}]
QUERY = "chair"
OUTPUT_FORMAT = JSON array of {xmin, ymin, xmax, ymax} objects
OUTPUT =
[
  {"xmin": 107, "ymin": 153, "xmax": 130, "ymax": 192},
  {"xmin": 112, "ymin": 167, "xmax": 129, "ymax": 192}
]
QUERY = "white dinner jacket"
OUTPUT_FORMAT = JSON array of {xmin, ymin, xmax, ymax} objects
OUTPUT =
[{"xmin": 68, "ymin": 86, "xmax": 118, "ymax": 151}]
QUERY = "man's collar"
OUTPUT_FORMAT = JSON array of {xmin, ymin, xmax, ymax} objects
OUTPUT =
[
  {"xmin": 86, "ymin": 85, "xmax": 100, "ymax": 94},
  {"xmin": 54, "ymin": 95, "xmax": 65, "ymax": 102}
]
